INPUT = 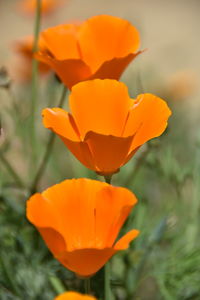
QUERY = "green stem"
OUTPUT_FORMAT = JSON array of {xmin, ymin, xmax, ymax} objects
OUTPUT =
[
  {"xmin": 104, "ymin": 175, "xmax": 112, "ymax": 184},
  {"xmin": 32, "ymin": 0, "xmax": 41, "ymax": 53},
  {"xmin": 0, "ymin": 152, "xmax": 25, "ymax": 188},
  {"xmin": 49, "ymin": 276, "xmax": 66, "ymax": 295},
  {"xmin": 30, "ymin": 0, "xmax": 41, "ymax": 166},
  {"xmin": 84, "ymin": 278, "xmax": 91, "ymax": 294},
  {"xmin": 105, "ymin": 262, "xmax": 111, "ymax": 300},
  {"xmin": 30, "ymin": 86, "xmax": 67, "ymax": 194}
]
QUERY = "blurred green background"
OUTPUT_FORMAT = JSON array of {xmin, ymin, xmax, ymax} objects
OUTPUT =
[{"xmin": 0, "ymin": 0, "xmax": 200, "ymax": 299}]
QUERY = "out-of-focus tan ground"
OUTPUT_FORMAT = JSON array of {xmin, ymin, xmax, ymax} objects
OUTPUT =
[{"xmin": 0, "ymin": 0, "xmax": 200, "ymax": 112}]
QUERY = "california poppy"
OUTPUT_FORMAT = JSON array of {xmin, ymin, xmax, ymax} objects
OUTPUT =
[
  {"xmin": 54, "ymin": 291, "xmax": 96, "ymax": 300},
  {"xmin": 27, "ymin": 178, "xmax": 139, "ymax": 277},
  {"xmin": 167, "ymin": 70, "xmax": 197, "ymax": 101},
  {"xmin": 43, "ymin": 79, "xmax": 171, "ymax": 175},
  {"xmin": 11, "ymin": 36, "xmax": 50, "ymax": 82},
  {"xmin": 35, "ymin": 15, "xmax": 142, "ymax": 89},
  {"xmin": 19, "ymin": 0, "xmax": 64, "ymax": 16}
]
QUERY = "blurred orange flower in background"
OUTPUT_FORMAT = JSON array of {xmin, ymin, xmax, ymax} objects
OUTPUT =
[
  {"xmin": 19, "ymin": 0, "xmax": 64, "ymax": 16},
  {"xmin": 35, "ymin": 15, "xmax": 142, "ymax": 89},
  {"xmin": 11, "ymin": 36, "xmax": 50, "ymax": 82},
  {"xmin": 43, "ymin": 79, "xmax": 171, "ymax": 175},
  {"xmin": 27, "ymin": 178, "xmax": 139, "ymax": 277},
  {"xmin": 54, "ymin": 291, "xmax": 96, "ymax": 300},
  {"xmin": 167, "ymin": 70, "xmax": 197, "ymax": 100}
]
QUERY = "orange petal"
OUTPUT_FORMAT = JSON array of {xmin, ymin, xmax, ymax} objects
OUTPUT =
[
  {"xmin": 114, "ymin": 229, "xmax": 140, "ymax": 250},
  {"xmin": 42, "ymin": 108, "xmax": 80, "ymax": 141},
  {"xmin": 123, "ymin": 93, "xmax": 172, "ymax": 151},
  {"xmin": 91, "ymin": 51, "xmax": 143, "ymax": 81},
  {"xmin": 70, "ymin": 79, "xmax": 132, "ymax": 138},
  {"xmin": 19, "ymin": 0, "xmax": 63, "ymax": 15},
  {"xmin": 95, "ymin": 186, "xmax": 138, "ymax": 248},
  {"xmin": 57, "ymin": 248, "xmax": 117, "ymax": 277},
  {"xmin": 79, "ymin": 15, "xmax": 140, "ymax": 73},
  {"xmin": 54, "ymin": 292, "xmax": 96, "ymax": 300},
  {"xmin": 59, "ymin": 136, "xmax": 96, "ymax": 171},
  {"xmin": 42, "ymin": 108, "xmax": 96, "ymax": 170},
  {"xmin": 84, "ymin": 131, "xmax": 134, "ymax": 175},
  {"xmin": 41, "ymin": 24, "xmax": 80, "ymax": 60},
  {"xmin": 27, "ymin": 193, "xmax": 60, "ymax": 228},
  {"xmin": 38, "ymin": 227, "xmax": 66, "ymax": 256},
  {"xmin": 123, "ymin": 146, "xmax": 140, "ymax": 165},
  {"xmin": 42, "ymin": 179, "xmax": 108, "ymax": 250},
  {"xmin": 27, "ymin": 180, "xmax": 110, "ymax": 253},
  {"xmin": 42, "ymin": 108, "xmax": 95, "ymax": 169},
  {"xmin": 26, "ymin": 193, "xmax": 66, "ymax": 255},
  {"xmin": 26, "ymin": 179, "xmax": 139, "ymax": 277},
  {"xmin": 35, "ymin": 52, "xmax": 91, "ymax": 89}
]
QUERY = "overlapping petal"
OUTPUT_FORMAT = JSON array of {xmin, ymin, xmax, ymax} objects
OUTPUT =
[
  {"xmin": 90, "ymin": 51, "xmax": 144, "ymax": 81},
  {"xmin": 35, "ymin": 15, "xmax": 142, "ymax": 89},
  {"xmin": 78, "ymin": 15, "xmax": 140, "ymax": 73},
  {"xmin": 123, "ymin": 93, "xmax": 172, "ymax": 152},
  {"xmin": 41, "ymin": 24, "xmax": 80, "ymax": 60},
  {"xmin": 27, "ymin": 178, "xmax": 138, "ymax": 277},
  {"xmin": 42, "ymin": 79, "xmax": 171, "ymax": 175},
  {"xmin": 69, "ymin": 79, "xmax": 132, "ymax": 137},
  {"xmin": 84, "ymin": 132, "xmax": 134, "ymax": 175},
  {"xmin": 35, "ymin": 53, "xmax": 91, "ymax": 88}
]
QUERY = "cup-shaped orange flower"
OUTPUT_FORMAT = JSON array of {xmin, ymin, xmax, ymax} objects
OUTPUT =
[
  {"xmin": 19, "ymin": 0, "xmax": 64, "ymax": 16},
  {"xmin": 43, "ymin": 79, "xmax": 172, "ymax": 175},
  {"xmin": 27, "ymin": 178, "xmax": 139, "ymax": 277},
  {"xmin": 54, "ymin": 291, "xmax": 96, "ymax": 300},
  {"xmin": 35, "ymin": 15, "xmax": 142, "ymax": 89},
  {"xmin": 12, "ymin": 36, "xmax": 50, "ymax": 81}
]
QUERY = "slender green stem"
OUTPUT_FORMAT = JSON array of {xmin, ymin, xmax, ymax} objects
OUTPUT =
[
  {"xmin": 84, "ymin": 278, "xmax": 91, "ymax": 294},
  {"xmin": 105, "ymin": 262, "xmax": 111, "ymax": 300},
  {"xmin": 32, "ymin": 0, "xmax": 42, "ymax": 76},
  {"xmin": 49, "ymin": 276, "xmax": 66, "ymax": 295},
  {"xmin": 30, "ymin": 0, "xmax": 41, "ymax": 165},
  {"xmin": 30, "ymin": 86, "xmax": 67, "ymax": 194},
  {"xmin": 104, "ymin": 175, "xmax": 112, "ymax": 184},
  {"xmin": 0, "ymin": 152, "xmax": 25, "ymax": 188},
  {"xmin": 32, "ymin": 0, "xmax": 41, "ymax": 54}
]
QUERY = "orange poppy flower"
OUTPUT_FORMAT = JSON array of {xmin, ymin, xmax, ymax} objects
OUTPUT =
[
  {"xmin": 12, "ymin": 36, "xmax": 50, "ymax": 81},
  {"xmin": 27, "ymin": 178, "xmax": 139, "ymax": 277},
  {"xmin": 42, "ymin": 79, "xmax": 172, "ymax": 175},
  {"xmin": 54, "ymin": 291, "xmax": 96, "ymax": 300},
  {"xmin": 19, "ymin": 0, "xmax": 64, "ymax": 16},
  {"xmin": 35, "ymin": 15, "xmax": 142, "ymax": 89}
]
